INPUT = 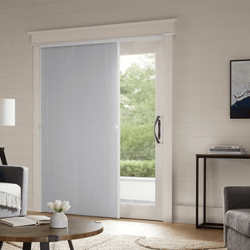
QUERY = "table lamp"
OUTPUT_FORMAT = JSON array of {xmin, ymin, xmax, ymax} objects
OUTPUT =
[{"xmin": 0, "ymin": 99, "xmax": 15, "ymax": 165}]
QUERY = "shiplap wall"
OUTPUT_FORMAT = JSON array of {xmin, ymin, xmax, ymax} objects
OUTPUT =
[{"xmin": 1, "ymin": 0, "xmax": 250, "ymax": 222}]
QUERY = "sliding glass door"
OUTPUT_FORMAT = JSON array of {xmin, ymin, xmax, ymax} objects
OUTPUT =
[
  {"xmin": 119, "ymin": 39, "xmax": 163, "ymax": 220},
  {"xmin": 41, "ymin": 43, "xmax": 120, "ymax": 218},
  {"xmin": 41, "ymin": 38, "xmax": 164, "ymax": 220}
]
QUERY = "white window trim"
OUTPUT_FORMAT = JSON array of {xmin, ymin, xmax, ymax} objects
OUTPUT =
[{"xmin": 29, "ymin": 19, "xmax": 176, "ymax": 222}]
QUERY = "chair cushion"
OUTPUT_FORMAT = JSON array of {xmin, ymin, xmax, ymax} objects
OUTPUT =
[
  {"xmin": 0, "ymin": 183, "xmax": 21, "ymax": 209},
  {"xmin": 226, "ymin": 209, "xmax": 250, "ymax": 237}
]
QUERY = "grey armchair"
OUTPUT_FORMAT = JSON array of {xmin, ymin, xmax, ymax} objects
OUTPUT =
[
  {"xmin": 0, "ymin": 165, "xmax": 28, "ymax": 218},
  {"xmin": 224, "ymin": 186, "xmax": 250, "ymax": 250}
]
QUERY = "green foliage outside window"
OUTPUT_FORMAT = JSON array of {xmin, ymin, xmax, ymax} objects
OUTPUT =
[
  {"xmin": 120, "ymin": 160, "xmax": 155, "ymax": 177},
  {"xmin": 120, "ymin": 54, "xmax": 156, "ymax": 177}
]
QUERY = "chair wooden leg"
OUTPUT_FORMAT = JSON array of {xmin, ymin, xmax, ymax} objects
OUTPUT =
[
  {"xmin": 40, "ymin": 242, "xmax": 50, "ymax": 250},
  {"xmin": 0, "ymin": 241, "xmax": 3, "ymax": 250},
  {"xmin": 23, "ymin": 242, "xmax": 32, "ymax": 250},
  {"xmin": 68, "ymin": 240, "xmax": 74, "ymax": 250}
]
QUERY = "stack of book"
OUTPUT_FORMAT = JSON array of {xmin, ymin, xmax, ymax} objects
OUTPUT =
[{"xmin": 208, "ymin": 145, "xmax": 247, "ymax": 155}]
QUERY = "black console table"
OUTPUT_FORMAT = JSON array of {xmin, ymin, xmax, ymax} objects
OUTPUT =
[{"xmin": 196, "ymin": 154, "xmax": 250, "ymax": 230}]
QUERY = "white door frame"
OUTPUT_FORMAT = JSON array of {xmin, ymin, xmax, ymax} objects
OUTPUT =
[
  {"xmin": 120, "ymin": 39, "xmax": 163, "ymax": 221},
  {"xmin": 29, "ymin": 19, "xmax": 176, "ymax": 222}
]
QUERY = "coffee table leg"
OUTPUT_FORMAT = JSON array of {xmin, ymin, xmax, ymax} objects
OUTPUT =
[
  {"xmin": 68, "ymin": 240, "xmax": 74, "ymax": 250},
  {"xmin": 40, "ymin": 242, "xmax": 50, "ymax": 250},
  {"xmin": 23, "ymin": 242, "xmax": 32, "ymax": 250},
  {"xmin": 0, "ymin": 241, "xmax": 3, "ymax": 250}
]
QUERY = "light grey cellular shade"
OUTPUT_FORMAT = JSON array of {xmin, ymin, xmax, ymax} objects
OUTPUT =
[{"xmin": 41, "ymin": 43, "xmax": 119, "ymax": 218}]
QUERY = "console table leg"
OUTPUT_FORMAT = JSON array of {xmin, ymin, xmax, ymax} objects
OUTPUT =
[
  {"xmin": 203, "ymin": 158, "xmax": 206, "ymax": 224},
  {"xmin": 0, "ymin": 241, "xmax": 3, "ymax": 250},
  {"xmin": 23, "ymin": 242, "xmax": 32, "ymax": 250},
  {"xmin": 196, "ymin": 156, "xmax": 199, "ymax": 228},
  {"xmin": 40, "ymin": 242, "xmax": 50, "ymax": 250},
  {"xmin": 68, "ymin": 240, "xmax": 74, "ymax": 250}
]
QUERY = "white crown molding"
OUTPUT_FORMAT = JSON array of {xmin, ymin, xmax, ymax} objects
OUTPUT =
[{"xmin": 28, "ymin": 19, "xmax": 177, "ymax": 45}]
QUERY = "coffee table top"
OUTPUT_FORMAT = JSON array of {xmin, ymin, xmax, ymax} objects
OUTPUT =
[{"xmin": 0, "ymin": 216, "xmax": 103, "ymax": 242}]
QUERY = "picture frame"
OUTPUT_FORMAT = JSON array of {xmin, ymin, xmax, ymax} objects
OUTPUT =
[{"xmin": 230, "ymin": 59, "xmax": 250, "ymax": 119}]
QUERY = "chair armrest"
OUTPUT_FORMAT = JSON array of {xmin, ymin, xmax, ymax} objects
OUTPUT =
[
  {"xmin": 0, "ymin": 165, "xmax": 29, "ymax": 215},
  {"xmin": 224, "ymin": 186, "xmax": 250, "ymax": 215}
]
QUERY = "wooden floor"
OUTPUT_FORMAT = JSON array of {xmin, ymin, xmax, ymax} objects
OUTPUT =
[{"xmin": 28, "ymin": 211, "xmax": 223, "ymax": 243}]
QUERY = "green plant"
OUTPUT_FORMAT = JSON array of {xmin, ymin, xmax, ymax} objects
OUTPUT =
[{"xmin": 120, "ymin": 160, "xmax": 155, "ymax": 177}]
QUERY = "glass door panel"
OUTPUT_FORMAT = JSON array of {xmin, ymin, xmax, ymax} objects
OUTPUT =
[
  {"xmin": 120, "ymin": 39, "xmax": 163, "ymax": 221},
  {"xmin": 120, "ymin": 53, "xmax": 156, "ymax": 206}
]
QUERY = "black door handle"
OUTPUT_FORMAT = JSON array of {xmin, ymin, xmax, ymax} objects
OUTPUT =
[
  {"xmin": 158, "ymin": 118, "xmax": 161, "ymax": 140},
  {"xmin": 154, "ymin": 116, "xmax": 161, "ymax": 144}
]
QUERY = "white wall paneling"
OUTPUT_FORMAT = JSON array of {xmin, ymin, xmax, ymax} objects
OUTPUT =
[{"xmin": 0, "ymin": 42, "xmax": 32, "ymax": 55}]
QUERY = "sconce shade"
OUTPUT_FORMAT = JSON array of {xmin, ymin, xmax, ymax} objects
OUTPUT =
[{"xmin": 0, "ymin": 99, "xmax": 15, "ymax": 126}]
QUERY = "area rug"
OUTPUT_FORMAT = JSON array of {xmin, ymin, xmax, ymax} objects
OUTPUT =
[{"xmin": 2, "ymin": 234, "xmax": 226, "ymax": 250}]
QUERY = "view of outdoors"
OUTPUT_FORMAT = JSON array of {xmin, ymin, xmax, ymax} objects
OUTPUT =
[{"xmin": 120, "ymin": 54, "xmax": 156, "ymax": 178}]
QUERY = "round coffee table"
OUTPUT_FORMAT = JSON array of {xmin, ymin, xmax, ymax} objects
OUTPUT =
[{"xmin": 0, "ymin": 216, "xmax": 103, "ymax": 250}]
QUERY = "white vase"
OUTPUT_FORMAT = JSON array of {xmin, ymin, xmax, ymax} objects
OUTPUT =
[{"xmin": 50, "ymin": 212, "xmax": 68, "ymax": 228}]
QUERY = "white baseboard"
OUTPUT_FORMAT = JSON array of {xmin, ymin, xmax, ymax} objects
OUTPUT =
[{"xmin": 173, "ymin": 205, "xmax": 224, "ymax": 224}]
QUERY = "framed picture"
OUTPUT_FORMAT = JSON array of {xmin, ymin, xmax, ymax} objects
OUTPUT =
[{"xmin": 230, "ymin": 59, "xmax": 250, "ymax": 119}]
